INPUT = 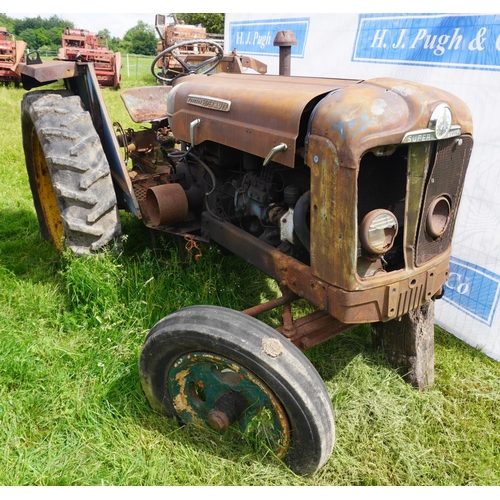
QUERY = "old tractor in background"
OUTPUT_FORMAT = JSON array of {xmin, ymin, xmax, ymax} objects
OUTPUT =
[
  {"xmin": 152, "ymin": 14, "xmax": 266, "ymax": 84},
  {"xmin": 57, "ymin": 26, "xmax": 121, "ymax": 89},
  {"xmin": 18, "ymin": 27, "xmax": 473, "ymax": 476},
  {"xmin": 0, "ymin": 27, "xmax": 27, "ymax": 85}
]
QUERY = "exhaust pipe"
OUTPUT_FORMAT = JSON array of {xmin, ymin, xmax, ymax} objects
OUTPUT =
[{"xmin": 273, "ymin": 30, "xmax": 297, "ymax": 76}]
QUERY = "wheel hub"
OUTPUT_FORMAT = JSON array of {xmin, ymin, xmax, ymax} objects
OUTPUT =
[{"xmin": 168, "ymin": 352, "xmax": 290, "ymax": 456}]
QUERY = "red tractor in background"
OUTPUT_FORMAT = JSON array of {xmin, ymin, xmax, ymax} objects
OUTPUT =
[
  {"xmin": 57, "ymin": 26, "xmax": 121, "ymax": 89},
  {"xmin": 0, "ymin": 27, "xmax": 27, "ymax": 84}
]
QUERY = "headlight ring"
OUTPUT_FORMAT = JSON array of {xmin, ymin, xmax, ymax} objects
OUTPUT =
[{"xmin": 359, "ymin": 209, "xmax": 398, "ymax": 255}]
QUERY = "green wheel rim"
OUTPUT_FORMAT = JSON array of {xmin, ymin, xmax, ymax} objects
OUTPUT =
[{"xmin": 168, "ymin": 352, "xmax": 290, "ymax": 456}]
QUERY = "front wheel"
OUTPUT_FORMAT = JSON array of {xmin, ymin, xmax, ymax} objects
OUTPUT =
[{"xmin": 139, "ymin": 306, "xmax": 335, "ymax": 476}]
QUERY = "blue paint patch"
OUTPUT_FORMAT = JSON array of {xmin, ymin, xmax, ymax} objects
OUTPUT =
[
  {"xmin": 228, "ymin": 18, "xmax": 309, "ymax": 57},
  {"xmin": 352, "ymin": 14, "xmax": 500, "ymax": 71},
  {"xmin": 443, "ymin": 256, "xmax": 500, "ymax": 326}
]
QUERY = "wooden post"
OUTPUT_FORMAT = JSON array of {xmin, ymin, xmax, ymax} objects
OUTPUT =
[{"xmin": 371, "ymin": 300, "xmax": 435, "ymax": 390}]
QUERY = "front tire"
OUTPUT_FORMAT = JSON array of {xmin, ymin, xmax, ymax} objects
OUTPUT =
[
  {"xmin": 22, "ymin": 91, "xmax": 122, "ymax": 254},
  {"xmin": 139, "ymin": 305, "xmax": 335, "ymax": 476}
]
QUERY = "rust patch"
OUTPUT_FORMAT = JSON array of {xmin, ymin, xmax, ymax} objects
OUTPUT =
[
  {"xmin": 121, "ymin": 86, "xmax": 172, "ymax": 123},
  {"xmin": 172, "ymin": 364, "xmax": 203, "ymax": 424}
]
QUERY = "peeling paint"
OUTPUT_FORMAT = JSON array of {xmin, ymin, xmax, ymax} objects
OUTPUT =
[
  {"xmin": 172, "ymin": 367, "xmax": 202, "ymax": 423},
  {"xmin": 371, "ymin": 98, "xmax": 387, "ymax": 116},
  {"xmin": 391, "ymin": 86, "xmax": 416, "ymax": 97}
]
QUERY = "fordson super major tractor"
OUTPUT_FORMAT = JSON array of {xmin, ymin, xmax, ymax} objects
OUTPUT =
[{"xmin": 18, "ymin": 33, "xmax": 473, "ymax": 476}]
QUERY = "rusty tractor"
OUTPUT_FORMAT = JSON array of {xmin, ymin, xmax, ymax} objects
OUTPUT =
[
  {"xmin": 18, "ymin": 30, "xmax": 473, "ymax": 476},
  {"xmin": 57, "ymin": 26, "xmax": 121, "ymax": 89},
  {"xmin": 0, "ymin": 27, "xmax": 27, "ymax": 85}
]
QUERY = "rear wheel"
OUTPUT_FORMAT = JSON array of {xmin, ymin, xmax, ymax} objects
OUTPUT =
[
  {"xmin": 22, "ymin": 91, "xmax": 121, "ymax": 254},
  {"xmin": 139, "ymin": 305, "xmax": 335, "ymax": 476}
]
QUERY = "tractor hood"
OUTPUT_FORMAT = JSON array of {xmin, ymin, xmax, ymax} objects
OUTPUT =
[
  {"xmin": 306, "ymin": 77, "xmax": 473, "ymax": 170},
  {"xmin": 166, "ymin": 73, "xmax": 473, "ymax": 169},
  {"xmin": 167, "ymin": 73, "xmax": 361, "ymax": 168}
]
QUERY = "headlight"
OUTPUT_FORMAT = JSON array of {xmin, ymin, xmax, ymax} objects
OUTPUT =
[
  {"xmin": 426, "ymin": 195, "xmax": 451, "ymax": 238},
  {"xmin": 359, "ymin": 209, "xmax": 398, "ymax": 255}
]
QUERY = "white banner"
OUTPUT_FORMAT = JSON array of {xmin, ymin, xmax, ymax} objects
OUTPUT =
[{"xmin": 225, "ymin": 13, "xmax": 500, "ymax": 362}]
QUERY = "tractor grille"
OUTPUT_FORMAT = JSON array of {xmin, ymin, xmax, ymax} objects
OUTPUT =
[{"xmin": 415, "ymin": 135, "xmax": 473, "ymax": 266}]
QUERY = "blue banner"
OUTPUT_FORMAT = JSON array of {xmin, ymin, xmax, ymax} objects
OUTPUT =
[
  {"xmin": 443, "ymin": 256, "xmax": 500, "ymax": 326},
  {"xmin": 353, "ymin": 14, "xmax": 500, "ymax": 71},
  {"xmin": 228, "ymin": 18, "xmax": 309, "ymax": 57}
]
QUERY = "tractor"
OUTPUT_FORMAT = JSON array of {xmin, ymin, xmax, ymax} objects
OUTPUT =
[
  {"xmin": 0, "ymin": 27, "xmax": 27, "ymax": 84},
  {"xmin": 18, "ymin": 31, "xmax": 473, "ymax": 476},
  {"xmin": 57, "ymin": 26, "xmax": 122, "ymax": 89}
]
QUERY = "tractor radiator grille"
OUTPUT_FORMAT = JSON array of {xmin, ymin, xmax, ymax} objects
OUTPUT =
[{"xmin": 415, "ymin": 135, "xmax": 473, "ymax": 267}]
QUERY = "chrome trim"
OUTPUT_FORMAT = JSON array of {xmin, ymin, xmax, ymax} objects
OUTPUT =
[
  {"xmin": 263, "ymin": 143, "xmax": 288, "ymax": 166},
  {"xmin": 402, "ymin": 125, "xmax": 461, "ymax": 143},
  {"xmin": 187, "ymin": 94, "xmax": 231, "ymax": 112},
  {"xmin": 190, "ymin": 118, "xmax": 201, "ymax": 146}
]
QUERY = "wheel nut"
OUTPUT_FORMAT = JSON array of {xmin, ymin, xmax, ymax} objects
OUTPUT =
[
  {"xmin": 206, "ymin": 391, "xmax": 248, "ymax": 433},
  {"xmin": 207, "ymin": 410, "xmax": 230, "ymax": 432}
]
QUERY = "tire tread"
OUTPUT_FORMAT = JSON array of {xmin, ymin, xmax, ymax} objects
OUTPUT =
[{"xmin": 22, "ymin": 91, "xmax": 121, "ymax": 254}]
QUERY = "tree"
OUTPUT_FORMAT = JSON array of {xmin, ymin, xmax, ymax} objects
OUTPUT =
[
  {"xmin": 98, "ymin": 29, "xmax": 112, "ymax": 39},
  {"xmin": 12, "ymin": 15, "xmax": 72, "ymax": 50},
  {"xmin": 0, "ymin": 14, "xmax": 15, "ymax": 33},
  {"xmin": 122, "ymin": 20, "xmax": 157, "ymax": 55},
  {"xmin": 18, "ymin": 27, "xmax": 50, "ymax": 50},
  {"xmin": 176, "ymin": 13, "xmax": 224, "ymax": 34},
  {"xmin": 47, "ymin": 26, "xmax": 65, "ymax": 48},
  {"xmin": 98, "ymin": 29, "xmax": 119, "ymax": 51}
]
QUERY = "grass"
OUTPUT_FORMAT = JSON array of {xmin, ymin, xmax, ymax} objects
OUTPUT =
[{"xmin": 0, "ymin": 66, "xmax": 500, "ymax": 486}]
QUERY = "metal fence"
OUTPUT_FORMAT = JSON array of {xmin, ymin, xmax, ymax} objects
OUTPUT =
[{"xmin": 122, "ymin": 54, "xmax": 155, "ymax": 79}]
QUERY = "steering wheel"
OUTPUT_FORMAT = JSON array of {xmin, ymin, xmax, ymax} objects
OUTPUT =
[{"xmin": 151, "ymin": 39, "xmax": 224, "ymax": 85}]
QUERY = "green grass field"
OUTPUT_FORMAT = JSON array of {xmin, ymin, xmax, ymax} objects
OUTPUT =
[{"xmin": 0, "ymin": 65, "xmax": 499, "ymax": 486}]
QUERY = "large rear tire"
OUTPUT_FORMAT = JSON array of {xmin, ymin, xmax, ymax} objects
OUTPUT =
[{"xmin": 22, "ymin": 91, "xmax": 122, "ymax": 254}]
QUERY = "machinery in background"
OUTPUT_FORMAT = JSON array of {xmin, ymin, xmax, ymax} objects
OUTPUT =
[
  {"xmin": 0, "ymin": 27, "xmax": 27, "ymax": 84},
  {"xmin": 58, "ymin": 26, "xmax": 121, "ymax": 89}
]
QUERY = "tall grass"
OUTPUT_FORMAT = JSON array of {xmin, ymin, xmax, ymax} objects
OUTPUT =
[{"xmin": 0, "ymin": 69, "xmax": 499, "ymax": 485}]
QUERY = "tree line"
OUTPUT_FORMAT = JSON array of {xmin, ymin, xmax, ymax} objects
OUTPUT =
[{"xmin": 0, "ymin": 13, "xmax": 224, "ymax": 56}]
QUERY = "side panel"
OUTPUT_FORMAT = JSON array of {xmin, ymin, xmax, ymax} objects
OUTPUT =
[{"xmin": 307, "ymin": 134, "xmax": 356, "ymax": 288}]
